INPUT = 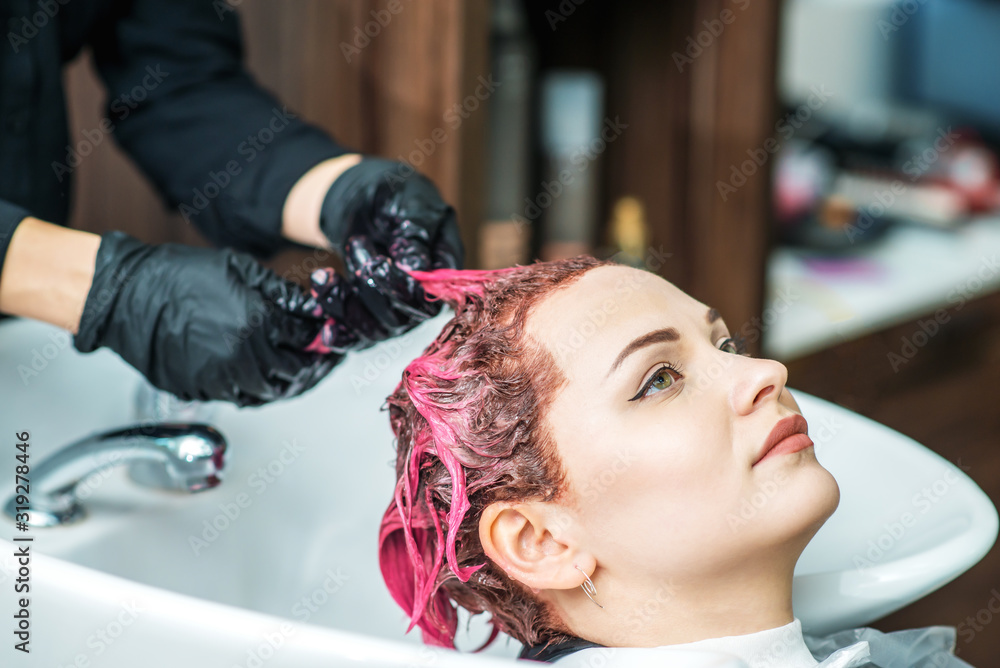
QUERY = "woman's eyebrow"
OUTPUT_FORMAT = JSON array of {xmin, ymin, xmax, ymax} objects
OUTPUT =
[
  {"xmin": 607, "ymin": 308, "xmax": 720, "ymax": 377},
  {"xmin": 608, "ymin": 327, "xmax": 680, "ymax": 377}
]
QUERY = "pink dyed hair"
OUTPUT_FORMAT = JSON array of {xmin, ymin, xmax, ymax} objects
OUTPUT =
[{"xmin": 378, "ymin": 256, "xmax": 609, "ymax": 649}]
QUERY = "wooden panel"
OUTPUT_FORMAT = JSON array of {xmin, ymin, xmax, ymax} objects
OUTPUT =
[
  {"xmin": 63, "ymin": 0, "xmax": 489, "ymax": 272},
  {"xmin": 688, "ymin": 0, "xmax": 778, "ymax": 354},
  {"xmin": 604, "ymin": 0, "xmax": 695, "ymax": 290},
  {"xmin": 603, "ymin": 0, "xmax": 779, "ymax": 355}
]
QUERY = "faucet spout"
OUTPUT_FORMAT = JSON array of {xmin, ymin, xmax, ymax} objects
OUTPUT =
[{"xmin": 4, "ymin": 423, "xmax": 227, "ymax": 528}]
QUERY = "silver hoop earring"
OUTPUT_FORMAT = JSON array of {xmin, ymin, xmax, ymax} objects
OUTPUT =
[{"xmin": 574, "ymin": 565, "xmax": 604, "ymax": 609}]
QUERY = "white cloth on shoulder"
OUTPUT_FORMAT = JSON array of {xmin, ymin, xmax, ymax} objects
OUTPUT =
[{"xmin": 553, "ymin": 618, "xmax": 870, "ymax": 668}]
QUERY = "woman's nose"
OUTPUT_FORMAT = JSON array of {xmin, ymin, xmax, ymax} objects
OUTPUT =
[{"xmin": 730, "ymin": 356, "xmax": 789, "ymax": 416}]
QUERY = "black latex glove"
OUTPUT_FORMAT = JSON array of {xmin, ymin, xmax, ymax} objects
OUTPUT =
[
  {"xmin": 306, "ymin": 237, "xmax": 445, "ymax": 354},
  {"xmin": 317, "ymin": 157, "xmax": 464, "ymax": 337},
  {"xmin": 74, "ymin": 232, "xmax": 338, "ymax": 407}
]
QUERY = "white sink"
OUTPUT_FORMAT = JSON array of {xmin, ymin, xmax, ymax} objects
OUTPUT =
[{"xmin": 0, "ymin": 317, "xmax": 995, "ymax": 667}]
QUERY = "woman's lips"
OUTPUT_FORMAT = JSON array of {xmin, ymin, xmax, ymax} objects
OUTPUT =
[{"xmin": 753, "ymin": 414, "xmax": 813, "ymax": 466}]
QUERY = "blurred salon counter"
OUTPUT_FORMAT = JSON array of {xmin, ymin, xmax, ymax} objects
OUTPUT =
[{"xmin": 763, "ymin": 217, "xmax": 1000, "ymax": 362}]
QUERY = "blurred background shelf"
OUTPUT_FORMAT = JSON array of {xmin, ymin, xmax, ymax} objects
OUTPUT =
[{"xmin": 764, "ymin": 216, "xmax": 1000, "ymax": 362}]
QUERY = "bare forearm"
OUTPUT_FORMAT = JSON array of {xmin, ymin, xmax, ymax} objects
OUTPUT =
[
  {"xmin": 0, "ymin": 218, "xmax": 101, "ymax": 333},
  {"xmin": 281, "ymin": 153, "xmax": 362, "ymax": 248}
]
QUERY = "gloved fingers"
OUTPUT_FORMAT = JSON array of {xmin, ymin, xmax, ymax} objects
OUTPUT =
[
  {"xmin": 296, "ymin": 354, "xmax": 339, "ymax": 394},
  {"xmin": 221, "ymin": 248, "xmax": 325, "ymax": 323},
  {"xmin": 308, "ymin": 267, "xmax": 344, "ymax": 317},
  {"xmin": 267, "ymin": 309, "xmax": 329, "ymax": 352},
  {"xmin": 264, "ymin": 345, "xmax": 338, "ymax": 397},
  {"xmin": 306, "ymin": 267, "xmax": 370, "ymax": 353},
  {"xmin": 348, "ymin": 236, "xmax": 441, "ymax": 326},
  {"xmin": 385, "ymin": 218, "xmax": 434, "ymax": 272},
  {"xmin": 307, "ymin": 262, "xmax": 391, "ymax": 351},
  {"xmin": 305, "ymin": 317, "xmax": 364, "ymax": 355},
  {"xmin": 321, "ymin": 155, "xmax": 460, "ymax": 277},
  {"xmin": 219, "ymin": 317, "xmax": 337, "ymax": 405},
  {"xmin": 255, "ymin": 267, "xmax": 323, "ymax": 321},
  {"xmin": 381, "ymin": 174, "xmax": 453, "ymax": 272}
]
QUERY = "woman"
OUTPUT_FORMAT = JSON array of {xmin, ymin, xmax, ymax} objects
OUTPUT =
[{"xmin": 377, "ymin": 256, "xmax": 969, "ymax": 667}]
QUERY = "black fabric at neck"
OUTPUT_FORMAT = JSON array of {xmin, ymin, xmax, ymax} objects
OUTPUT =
[{"xmin": 518, "ymin": 636, "xmax": 606, "ymax": 663}]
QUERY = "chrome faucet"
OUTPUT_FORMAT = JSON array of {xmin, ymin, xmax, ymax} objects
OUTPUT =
[{"xmin": 4, "ymin": 423, "xmax": 227, "ymax": 528}]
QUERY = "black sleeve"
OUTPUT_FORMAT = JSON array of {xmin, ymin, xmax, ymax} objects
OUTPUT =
[
  {"xmin": 0, "ymin": 200, "xmax": 31, "ymax": 287},
  {"xmin": 89, "ymin": 0, "xmax": 351, "ymax": 258}
]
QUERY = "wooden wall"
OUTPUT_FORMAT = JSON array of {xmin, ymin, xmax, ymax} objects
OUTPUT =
[
  {"xmin": 602, "ymin": 0, "xmax": 780, "ymax": 356},
  {"xmin": 63, "ymin": 0, "xmax": 490, "ymax": 273}
]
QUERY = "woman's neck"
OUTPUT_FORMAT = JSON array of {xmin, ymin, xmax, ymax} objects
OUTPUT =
[{"xmin": 554, "ymin": 560, "xmax": 796, "ymax": 648}]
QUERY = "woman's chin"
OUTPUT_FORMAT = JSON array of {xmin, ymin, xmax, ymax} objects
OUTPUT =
[{"xmin": 794, "ymin": 465, "xmax": 841, "ymax": 542}]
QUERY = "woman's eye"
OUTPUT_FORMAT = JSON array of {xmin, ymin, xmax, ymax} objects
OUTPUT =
[
  {"xmin": 649, "ymin": 369, "xmax": 674, "ymax": 392},
  {"xmin": 718, "ymin": 337, "xmax": 738, "ymax": 354},
  {"xmin": 630, "ymin": 364, "xmax": 683, "ymax": 401},
  {"xmin": 716, "ymin": 335, "xmax": 748, "ymax": 356}
]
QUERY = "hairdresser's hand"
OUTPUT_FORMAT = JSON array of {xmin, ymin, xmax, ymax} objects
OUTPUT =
[
  {"xmin": 306, "ymin": 237, "xmax": 439, "ymax": 353},
  {"xmin": 74, "ymin": 232, "xmax": 338, "ymax": 407},
  {"xmin": 317, "ymin": 157, "xmax": 464, "ymax": 329}
]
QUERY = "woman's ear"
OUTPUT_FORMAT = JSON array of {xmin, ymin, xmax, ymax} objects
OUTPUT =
[{"xmin": 479, "ymin": 501, "xmax": 595, "ymax": 592}]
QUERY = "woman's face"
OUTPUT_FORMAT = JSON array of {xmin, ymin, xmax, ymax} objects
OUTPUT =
[{"xmin": 526, "ymin": 265, "xmax": 840, "ymax": 591}]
